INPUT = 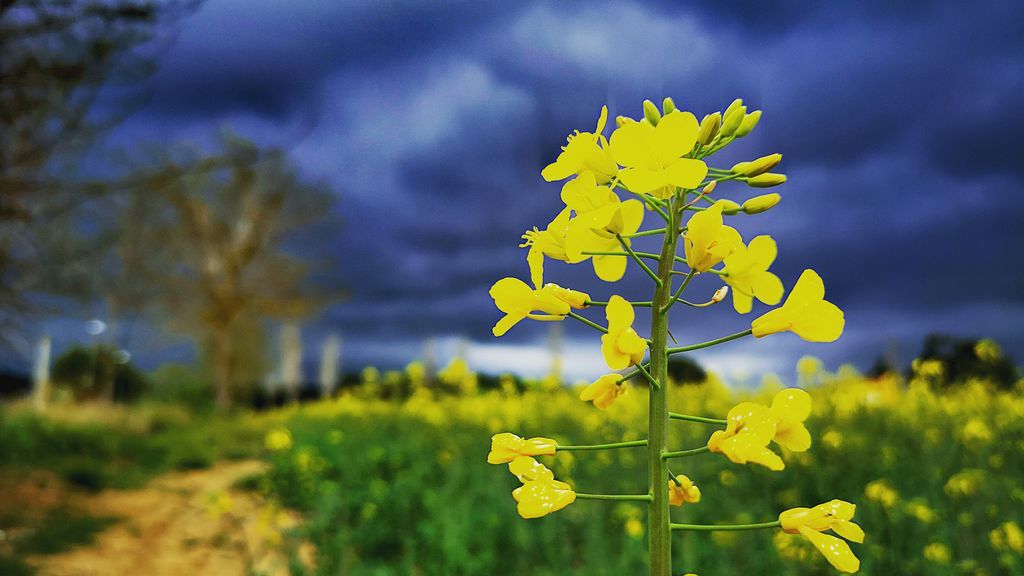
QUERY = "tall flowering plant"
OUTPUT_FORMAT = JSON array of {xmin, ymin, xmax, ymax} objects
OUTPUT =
[{"xmin": 486, "ymin": 97, "xmax": 864, "ymax": 575}]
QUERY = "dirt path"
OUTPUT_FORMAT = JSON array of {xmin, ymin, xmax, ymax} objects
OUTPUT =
[{"xmin": 30, "ymin": 459, "xmax": 305, "ymax": 576}]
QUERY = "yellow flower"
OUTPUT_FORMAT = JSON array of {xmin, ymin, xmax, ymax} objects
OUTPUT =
[
  {"xmin": 974, "ymin": 338, "xmax": 1002, "ymax": 362},
  {"xmin": 865, "ymin": 479, "xmax": 900, "ymax": 507},
  {"xmin": 489, "ymin": 251, "xmax": 590, "ymax": 337},
  {"xmin": 707, "ymin": 388, "xmax": 812, "ymax": 470},
  {"xmin": 507, "ymin": 456, "xmax": 554, "ymax": 483},
  {"xmin": 488, "ymin": 278, "xmax": 569, "ymax": 336},
  {"xmin": 487, "ymin": 433, "xmax": 557, "ymax": 464},
  {"xmin": 922, "ymin": 542, "xmax": 951, "ymax": 564},
  {"xmin": 752, "ymin": 269, "xmax": 844, "ymax": 342},
  {"xmin": 601, "ymin": 296, "xmax": 647, "ymax": 370},
  {"xmin": 625, "ymin": 517, "xmax": 644, "ymax": 539},
  {"xmin": 905, "ymin": 500, "xmax": 936, "ymax": 524},
  {"xmin": 769, "ymin": 388, "xmax": 813, "ymax": 452},
  {"xmin": 668, "ymin": 474, "xmax": 701, "ymax": 507},
  {"xmin": 542, "ymin": 106, "xmax": 617, "ymax": 184},
  {"xmin": 990, "ymin": 521, "xmax": 1024, "ymax": 553},
  {"xmin": 560, "ymin": 171, "xmax": 620, "ymax": 215},
  {"xmin": 683, "ymin": 202, "xmax": 742, "ymax": 272},
  {"xmin": 609, "ymin": 110, "xmax": 709, "ymax": 197},
  {"xmin": 579, "ymin": 373, "xmax": 627, "ymax": 409},
  {"xmin": 264, "ymin": 427, "xmax": 293, "ymax": 451},
  {"xmin": 779, "ymin": 500, "xmax": 864, "ymax": 573},
  {"xmin": 797, "ymin": 355, "xmax": 823, "ymax": 377},
  {"xmin": 961, "ymin": 417, "xmax": 993, "ymax": 444},
  {"xmin": 721, "ymin": 235, "xmax": 783, "ymax": 313},
  {"xmin": 565, "ymin": 199, "xmax": 645, "ymax": 282},
  {"xmin": 512, "ymin": 477, "xmax": 576, "ymax": 519},
  {"xmin": 707, "ymin": 402, "xmax": 782, "ymax": 470},
  {"xmin": 521, "ymin": 207, "xmax": 572, "ymax": 279}
]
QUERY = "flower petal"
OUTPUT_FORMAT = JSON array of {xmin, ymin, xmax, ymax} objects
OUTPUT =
[
  {"xmin": 609, "ymin": 121, "xmax": 655, "ymax": 169},
  {"xmin": 771, "ymin": 388, "xmax": 812, "ymax": 422},
  {"xmin": 798, "ymin": 526, "xmax": 861, "ymax": 573},
  {"xmin": 662, "ymin": 157, "xmax": 708, "ymax": 190},
  {"xmin": 653, "ymin": 110, "xmax": 700, "ymax": 162},
  {"xmin": 792, "ymin": 300, "xmax": 845, "ymax": 342}
]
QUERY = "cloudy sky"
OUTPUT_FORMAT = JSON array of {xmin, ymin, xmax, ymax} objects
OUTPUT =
[{"xmin": 76, "ymin": 0, "xmax": 1024, "ymax": 381}]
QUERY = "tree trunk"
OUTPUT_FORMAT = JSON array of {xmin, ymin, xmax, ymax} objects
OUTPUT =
[
  {"xmin": 32, "ymin": 336, "xmax": 51, "ymax": 412},
  {"xmin": 211, "ymin": 326, "xmax": 233, "ymax": 410},
  {"xmin": 318, "ymin": 334, "xmax": 341, "ymax": 399},
  {"xmin": 280, "ymin": 322, "xmax": 302, "ymax": 403}
]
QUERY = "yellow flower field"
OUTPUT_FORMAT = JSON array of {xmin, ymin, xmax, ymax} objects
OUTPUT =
[{"xmin": 250, "ymin": 361, "xmax": 1024, "ymax": 575}]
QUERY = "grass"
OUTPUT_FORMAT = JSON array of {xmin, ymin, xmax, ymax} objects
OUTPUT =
[
  {"xmin": 0, "ymin": 506, "xmax": 119, "ymax": 575},
  {"xmin": 0, "ymin": 402, "xmax": 265, "ymax": 490}
]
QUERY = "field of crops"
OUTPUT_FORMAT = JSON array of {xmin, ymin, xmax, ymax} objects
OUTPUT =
[
  {"xmin": 2, "ymin": 360, "xmax": 1023, "ymax": 576},
  {"xmin": 251, "ymin": 362, "xmax": 1024, "ymax": 576}
]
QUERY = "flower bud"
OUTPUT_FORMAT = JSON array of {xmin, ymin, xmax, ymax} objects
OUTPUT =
[
  {"xmin": 724, "ymin": 98, "xmax": 744, "ymax": 118},
  {"xmin": 732, "ymin": 153, "xmax": 782, "ymax": 177},
  {"xmin": 717, "ymin": 199, "xmax": 742, "ymax": 215},
  {"xmin": 662, "ymin": 97, "xmax": 676, "ymax": 115},
  {"xmin": 615, "ymin": 115, "xmax": 635, "ymax": 128},
  {"xmin": 720, "ymin": 105, "xmax": 747, "ymax": 137},
  {"xmin": 698, "ymin": 112, "xmax": 721, "ymax": 145},
  {"xmin": 734, "ymin": 110, "xmax": 762, "ymax": 138},
  {"xmin": 742, "ymin": 193, "xmax": 781, "ymax": 214},
  {"xmin": 730, "ymin": 161, "xmax": 752, "ymax": 174},
  {"xmin": 643, "ymin": 99, "xmax": 661, "ymax": 126},
  {"xmin": 746, "ymin": 173, "xmax": 787, "ymax": 188},
  {"xmin": 711, "ymin": 286, "xmax": 729, "ymax": 304},
  {"xmin": 702, "ymin": 181, "xmax": 717, "ymax": 196}
]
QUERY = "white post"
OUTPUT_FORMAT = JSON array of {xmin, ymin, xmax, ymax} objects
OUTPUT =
[
  {"xmin": 32, "ymin": 336, "xmax": 51, "ymax": 412},
  {"xmin": 319, "ymin": 334, "xmax": 341, "ymax": 399},
  {"xmin": 280, "ymin": 323, "xmax": 303, "ymax": 402}
]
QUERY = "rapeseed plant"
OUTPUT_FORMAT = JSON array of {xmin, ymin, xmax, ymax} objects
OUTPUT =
[{"xmin": 484, "ymin": 97, "xmax": 860, "ymax": 574}]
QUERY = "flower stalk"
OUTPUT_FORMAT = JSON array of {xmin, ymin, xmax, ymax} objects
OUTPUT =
[
  {"xmin": 671, "ymin": 520, "xmax": 781, "ymax": 531},
  {"xmin": 647, "ymin": 192, "xmax": 682, "ymax": 575}
]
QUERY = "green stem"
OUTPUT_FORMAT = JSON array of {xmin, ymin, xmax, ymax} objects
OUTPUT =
[
  {"xmin": 667, "ymin": 329, "xmax": 752, "ymax": 355},
  {"xmin": 635, "ymin": 362, "xmax": 657, "ymax": 388},
  {"xmin": 638, "ymin": 193, "xmax": 671, "ymax": 222},
  {"xmin": 618, "ymin": 362, "xmax": 650, "ymax": 382},
  {"xmin": 662, "ymin": 446, "xmax": 710, "ymax": 459},
  {"xmin": 582, "ymin": 250, "xmax": 662, "ymax": 261},
  {"xmin": 557, "ymin": 439, "xmax": 648, "ymax": 451},
  {"xmin": 669, "ymin": 413, "xmax": 727, "ymax": 426},
  {"xmin": 626, "ymin": 227, "xmax": 667, "ymax": 238},
  {"xmin": 586, "ymin": 300, "xmax": 654, "ymax": 307},
  {"xmin": 647, "ymin": 192, "xmax": 680, "ymax": 576},
  {"xmin": 567, "ymin": 311, "xmax": 608, "ymax": 334},
  {"xmin": 671, "ymin": 520, "xmax": 781, "ymax": 532},
  {"xmin": 617, "ymin": 234, "xmax": 662, "ymax": 286},
  {"xmin": 576, "ymin": 493, "xmax": 653, "ymax": 502},
  {"xmin": 662, "ymin": 268, "xmax": 696, "ymax": 313}
]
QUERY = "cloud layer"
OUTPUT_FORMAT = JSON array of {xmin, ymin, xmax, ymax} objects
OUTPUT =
[{"xmin": 87, "ymin": 0, "xmax": 1024, "ymax": 381}]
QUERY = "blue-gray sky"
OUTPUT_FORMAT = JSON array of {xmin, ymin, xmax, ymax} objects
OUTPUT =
[{"xmin": 50, "ymin": 1, "xmax": 1024, "ymax": 380}]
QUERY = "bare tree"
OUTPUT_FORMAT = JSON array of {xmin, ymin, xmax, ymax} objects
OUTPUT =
[
  {"xmin": 0, "ymin": 0, "xmax": 196, "ymax": 339},
  {"xmin": 115, "ymin": 134, "xmax": 340, "ymax": 409}
]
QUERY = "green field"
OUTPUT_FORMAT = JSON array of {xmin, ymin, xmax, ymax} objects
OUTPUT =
[{"xmin": 2, "ymin": 363, "xmax": 1023, "ymax": 575}]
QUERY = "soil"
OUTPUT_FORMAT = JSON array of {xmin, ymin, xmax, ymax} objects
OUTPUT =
[{"xmin": 26, "ymin": 460, "xmax": 308, "ymax": 576}]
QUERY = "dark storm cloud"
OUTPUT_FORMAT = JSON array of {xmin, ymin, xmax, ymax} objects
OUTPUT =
[
  {"xmin": 89, "ymin": 0, "xmax": 1024, "ymax": 378},
  {"xmin": 147, "ymin": 1, "xmax": 521, "ymax": 117}
]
